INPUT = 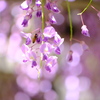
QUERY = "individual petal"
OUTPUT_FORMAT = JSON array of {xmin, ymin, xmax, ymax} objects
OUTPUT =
[
  {"xmin": 21, "ymin": 13, "xmax": 32, "ymax": 27},
  {"xmin": 49, "ymin": 15, "xmax": 57, "ymax": 24},
  {"xmin": 28, "ymin": 51, "xmax": 37, "ymax": 61},
  {"xmin": 43, "ymin": 37, "xmax": 48, "ymax": 42},
  {"xmin": 51, "ymin": 4, "xmax": 60, "ymax": 13},
  {"xmin": 27, "ymin": 0, "xmax": 32, "ymax": 5},
  {"xmin": 23, "ymin": 59, "xmax": 28, "ymax": 62},
  {"xmin": 45, "ymin": 2, "xmax": 51, "ymax": 10},
  {"xmin": 36, "ymin": 36, "xmax": 42, "ymax": 43},
  {"xmin": 45, "ymin": 66, "xmax": 51, "ymax": 72},
  {"xmin": 21, "ymin": 18, "xmax": 28, "ymax": 27},
  {"xmin": 45, "ymin": 56, "xmax": 57, "ymax": 72},
  {"xmin": 81, "ymin": 25, "xmax": 90, "ymax": 37},
  {"xmin": 32, "ymin": 60, "xmax": 37, "ymax": 68},
  {"xmin": 35, "ymin": 0, "xmax": 41, "ymax": 7},
  {"xmin": 21, "ymin": 32, "xmax": 32, "ymax": 38},
  {"xmin": 47, "ymin": 56, "xmax": 58, "ymax": 67},
  {"xmin": 54, "ymin": 33, "xmax": 64, "ymax": 46},
  {"xmin": 55, "ymin": 46, "xmax": 61, "ymax": 55},
  {"xmin": 36, "ymin": 10, "xmax": 42, "ymax": 17},
  {"xmin": 21, "ymin": 44, "xmax": 30, "ymax": 54},
  {"xmin": 42, "ymin": 54, "xmax": 48, "ymax": 61},
  {"xmin": 43, "ymin": 26, "xmax": 56, "ymax": 38},
  {"xmin": 40, "ymin": 43, "xmax": 53, "ymax": 54},
  {"xmin": 26, "ymin": 37, "xmax": 31, "ymax": 45},
  {"xmin": 20, "ymin": 1, "xmax": 29, "ymax": 10}
]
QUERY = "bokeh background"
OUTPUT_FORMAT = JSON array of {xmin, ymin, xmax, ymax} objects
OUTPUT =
[{"xmin": 0, "ymin": 0, "xmax": 100, "ymax": 100}]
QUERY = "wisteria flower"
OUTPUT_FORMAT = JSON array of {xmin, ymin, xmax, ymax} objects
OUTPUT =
[
  {"xmin": 51, "ymin": 4, "xmax": 60, "ymax": 13},
  {"xmin": 21, "ymin": 13, "xmax": 32, "ymax": 27},
  {"xmin": 45, "ymin": 1, "xmax": 51, "ymax": 10},
  {"xmin": 36, "ymin": 10, "xmax": 42, "ymax": 17},
  {"xmin": 43, "ymin": 26, "xmax": 56, "ymax": 38},
  {"xmin": 49, "ymin": 14, "xmax": 57, "ymax": 24},
  {"xmin": 40, "ymin": 43, "xmax": 53, "ymax": 55},
  {"xmin": 32, "ymin": 60, "xmax": 37, "ymax": 68},
  {"xmin": 81, "ymin": 25, "xmax": 90, "ymax": 37},
  {"xmin": 55, "ymin": 46, "xmax": 61, "ymax": 55},
  {"xmin": 20, "ymin": 0, "xmax": 32, "ymax": 10},
  {"xmin": 21, "ymin": 44, "xmax": 38, "ymax": 67},
  {"xmin": 45, "ymin": 56, "xmax": 58, "ymax": 72},
  {"xmin": 21, "ymin": 32, "xmax": 32, "ymax": 45},
  {"xmin": 35, "ymin": 0, "xmax": 41, "ymax": 7},
  {"xmin": 54, "ymin": 33, "xmax": 64, "ymax": 46}
]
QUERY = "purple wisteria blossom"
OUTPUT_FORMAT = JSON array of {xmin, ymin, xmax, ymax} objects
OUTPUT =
[
  {"xmin": 40, "ymin": 43, "xmax": 53, "ymax": 55},
  {"xmin": 35, "ymin": 0, "xmax": 41, "ymax": 7},
  {"xmin": 21, "ymin": 44, "xmax": 38, "ymax": 67},
  {"xmin": 49, "ymin": 14, "xmax": 57, "ymax": 24},
  {"xmin": 36, "ymin": 10, "xmax": 42, "ymax": 17},
  {"xmin": 51, "ymin": 4, "xmax": 60, "ymax": 13},
  {"xmin": 20, "ymin": 0, "xmax": 64, "ymax": 74},
  {"xmin": 21, "ymin": 32, "xmax": 32, "ymax": 45},
  {"xmin": 32, "ymin": 60, "xmax": 37, "ymax": 68},
  {"xmin": 45, "ymin": 56, "xmax": 57, "ymax": 72},
  {"xmin": 54, "ymin": 33, "xmax": 64, "ymax": 46},
  {"xmin": 81, "ymin": 25, "xmax": 90, "ymax": 37},
  {"xmin": 55, "ymin": 46, "xmax": 61, "ymax": 55},
  {"xmin": 43, "ymin": 26, "xmax": 56, "ymax": 38},
  {"xmin": 20, "ymin": 1, "xmax": 29, "ymax": 10},
  {"xmin": 20, "ymin": 0, "xmax": 32, "ymax": 10},
  {"xmin": 45, "ymin": 1, "xmax": 51, "ymax": 10},
  {"xmin": 21, "ymin": 13, "xmax": 32, "ymax": 27}
]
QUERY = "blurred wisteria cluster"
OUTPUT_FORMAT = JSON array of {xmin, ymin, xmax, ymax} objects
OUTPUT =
[{"xmin": 1, "ymin": 0, "xmax": 100, "ymax": 100}]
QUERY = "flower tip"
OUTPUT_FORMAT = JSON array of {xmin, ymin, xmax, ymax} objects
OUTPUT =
[
  {"xmin": 81, "ymin": 25, "xmax": 90, "ymax": 37},
  {"xmin": 66, "ymin": 50, "xmax": 73, "ymax": 62}
]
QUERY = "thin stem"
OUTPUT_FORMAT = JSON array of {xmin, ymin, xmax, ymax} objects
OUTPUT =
[
  {"xmin": 41, "ymin": 0, "xmax": 45, "ymax": 32},
  {"xmin": 72, "ymin": 38, "xmax": 81, "ymax": 43},
  {"xmin": 66, "ymin": 0, "xmax": 73, "ymax": 41},
  {"xmin": 80, "ymin": 15, "xmax": 84, "ymax": 25},
  {"xmin": 77, "ymin": 0, "xmax": 92, "ymax": 15},
  {"xmin": 91, "ymin": 5, "xmax": 99, "ymax": 12}
]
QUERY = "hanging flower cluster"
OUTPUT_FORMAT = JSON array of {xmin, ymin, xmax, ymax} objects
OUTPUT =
[{"xmin": 20, "ymin": 0, "xmax": 64, "ymax": 72}]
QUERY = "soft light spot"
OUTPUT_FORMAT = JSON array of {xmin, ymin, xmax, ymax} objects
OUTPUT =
[
  {"xmin": 40, "ymin": 80, "xmax": 52, "ymax": 93},
  {"xmin": 0, "ymin": 33, "xmax": 7, "ymax": 54},
  {"xmin": 25, "ymin": 65, "xmax": 41, "ymax": 79},
  {"xmin": 44, "ymin": 90, "xmax": 58, "ymax": 100},
  {"xmin": 54, "ymin": 13, "xmax": 65, "ymax": 25},
  {"xmin": 65, "ymin": 90, "xmax": 79, "ymax": 100},
  {"xmin": 68, "ymin": 64, "xmax": 83, "ymax": 76},
  {"xmin": 11, "ymin": 5, "xmax": 22, "ymax": 17},
  {"xmin": 70, "ymin": 43, "xmax": 83, "ymax": 56},
  {"xmin": 65, "ymin": 75, "xmax": 79, "ymax": 90},
  {"xmin": 14, "ymin": 92, "xmax": 30, "ymax": 100},
  {"xmin": 25, "ymin": 81, "xmax": 39, "ymax": 96},
  {"xmin": 79, "ymin": 76, "xmax": 91, "ymax": 91},
  {"xmin": 0, "ymin": 1, "xmax": 7, "ymax": 12}
]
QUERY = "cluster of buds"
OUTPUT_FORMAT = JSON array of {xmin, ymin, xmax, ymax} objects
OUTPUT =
[
  {"xmin": 20, "ymin": 0, "xmax": 64, "ymax": 72},
  {"xmin": 20, "ymin": 0, "xmax": 61, "ymax": 27}
]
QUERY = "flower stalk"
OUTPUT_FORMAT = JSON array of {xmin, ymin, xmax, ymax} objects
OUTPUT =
[
  {"xmin": 77, "ymin": 0, "xmax": 93, "ymax": 15},
  {"xmin": 66, "ymin": 0, "xmax": 73, "ymax": 41},
  {"xmin": 41, "ymin": 0, "xmax": 45, "ymax": 32}
]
